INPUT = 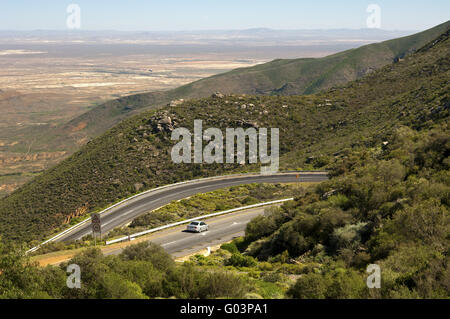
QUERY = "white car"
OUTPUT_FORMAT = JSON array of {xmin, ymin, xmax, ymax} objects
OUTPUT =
[{"xmin": 187, "ymin": 221, "xmax": 209, "ymax": 233}]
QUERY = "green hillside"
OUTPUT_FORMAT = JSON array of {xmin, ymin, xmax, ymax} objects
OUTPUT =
[
  {"xmin": 0, "ymin": 26, "xmax": 448, "ymax": 244},
  {"xmin": 58, "ymin": 20, "xmax": 449, "ymax": 142}
]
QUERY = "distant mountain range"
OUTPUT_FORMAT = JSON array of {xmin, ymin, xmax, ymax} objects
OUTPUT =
[{"xmin": 0, "ymin": 28, "xmax": 415, "ymax": 41}]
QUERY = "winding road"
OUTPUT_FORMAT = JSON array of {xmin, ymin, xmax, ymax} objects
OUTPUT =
[{"xmin": 56, "ymin": 172, "xmax": 328, "ymax": 242}]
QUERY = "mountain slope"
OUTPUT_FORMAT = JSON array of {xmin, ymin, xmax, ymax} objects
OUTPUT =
[
  {"xmin": 9, "ymin": 21, "xmax": 448, "ymax": 190},
  {"xmin": 59, "ymin": 20, "xmax": 450, "ymax": 141},
  {"xmin": 0, "ymin": 26, "xmax": 448, "ymax": 244}
]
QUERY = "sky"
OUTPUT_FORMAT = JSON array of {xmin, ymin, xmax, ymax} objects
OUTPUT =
[{"xmin": 0, "ymin": 0, "xmax": 449, "ymax": 31}]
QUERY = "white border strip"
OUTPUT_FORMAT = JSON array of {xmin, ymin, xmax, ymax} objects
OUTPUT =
[{"xmin": 105, "ymin": 198, "xmax": 294, "ymax": 245}]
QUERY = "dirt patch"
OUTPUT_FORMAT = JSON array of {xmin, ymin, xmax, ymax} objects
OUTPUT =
[
  {"xmin": 70, "ymin": 121, "xmax": 87, "ymax": 132},
  {"xmin": 0, "ymin": 151, "xmax": 67, "ymax": 164},
  {"xmin": 0, "ymin": 184, "xmax": 16, "ymax": 193},
  {"xmin": 174, "ymin": 243, "xmax": 225, "ymax": 262}
]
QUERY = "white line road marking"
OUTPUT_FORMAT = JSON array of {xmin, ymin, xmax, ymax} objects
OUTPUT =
[{"xmin": 161, "ymin": 240, "xmax": 179, "ymax": 247}]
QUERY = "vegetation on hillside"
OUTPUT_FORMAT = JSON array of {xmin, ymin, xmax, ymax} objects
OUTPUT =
[
  {"xmin": 0, "ymin": 241, "xmax": 251, "ymax": 299},
  {"xmin": 242, "ymin": 123, "xmax": 449, "ymax": 298},
  {"xmin": 55, "ymin": 21, "xmax": 450, "ymax": 143},
  {"xmin": 0, "ymin": 28, "xmax": 448, "ymax": 299},
  {"xmin": 0, "ymin": 26, "xmax": 448, "ymax": 244},
  {"xmin": 2, "ymin": 22, "xmax": 448, "ymax": 201}
]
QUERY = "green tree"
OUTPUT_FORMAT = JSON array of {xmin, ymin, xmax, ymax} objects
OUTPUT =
[
  {"xmin": 120, "ymin": 241, "xmax": 175, "ymax": 271},
  {"xmin": 101, "ymin": 272, "xmax": 148, "ymax": 299}
]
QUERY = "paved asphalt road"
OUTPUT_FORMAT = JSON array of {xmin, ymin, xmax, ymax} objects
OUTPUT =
[
  {"xmin": 37, "ymin": 205, "xmax": 276, "ymax": 266},
  {"xmin": 104, "ymin": 206, "xmax": 271, "ymax": 258},
  {"xmin": 58, "ymin": 172, "xmax": 328, "ymax": 242}
]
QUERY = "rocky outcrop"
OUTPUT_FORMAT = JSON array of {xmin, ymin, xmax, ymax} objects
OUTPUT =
[
  {"xmin": 322, "ymin": 189, "xmax": 337, "ymax": 200},
  {"xmin": 234, "ymin": 119, "xmax": 259, "ymax": 129},
  {"xmin": 63, "ymin": 204, "xmax": 89, "ymax": 224},
  {"xmin": 144, "ymin": 112, "xmax": 180, "ymax": 135},
  {"xmin": 212, "ymin": 92, "xmax": 225, "ymax": 99},
  {"xmin": 168, "ymin": 99, "xmax": 184, "ymax": 107}
]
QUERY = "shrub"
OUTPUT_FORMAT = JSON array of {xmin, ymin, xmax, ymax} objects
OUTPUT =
[
  {"xmin": 245, "ymin": 215, "xmax": 278, "ymax": 241},
  {"xmin": 287, "ymin": 273, "xmax": 329, "ymax": 299},
  {"xmin": 200, "ymin": 271, "xmax": 249, "ymax": 298},
  {"xmin": 101, "ymin": 272, "xmax": 148, "ymax": 299},
  {"xmin": 226, "ymin": 253, "xmax": 257, "ymax": 268},
  {"xmin": 164, "ymin": 264, "xmax": 248, "ymax": 298},
  {"xmin": 257, "ymin": 262, "xmax": 274, "ymax": 271},
  {"xmin": 330, "ymin": 222, "xmax": 368, "ymax": 252},
  {"xmin": 287, "ymin": 264, "xmax": 366, "ymax": 299},
  {"xmin": 120, "ymin": 241, "xmax": 175, "ymax": 271},
  {"xmin": 220, "ymin": 242, "xmax": 239, "ymax": 254},
  {"xmin": 261, "ymin": 272, "xmax": 284, "ymax": 283}
]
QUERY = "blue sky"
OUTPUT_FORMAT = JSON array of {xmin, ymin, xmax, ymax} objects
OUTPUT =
[{"xmin": 1, "ymin": 0, "xmax": 449, "ymax": 31}]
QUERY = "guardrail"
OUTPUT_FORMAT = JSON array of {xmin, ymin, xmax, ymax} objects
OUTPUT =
[
  {"xmin": 26, "ymin": 173, "xmax": 264, "ymax": 253},
  {"xmin": 27, "ymin": 170, "xmax": 326, "ymax": 254},
  {"xmin": 105, "ymin": 197, "xmax": 294, "ymax": 245}
]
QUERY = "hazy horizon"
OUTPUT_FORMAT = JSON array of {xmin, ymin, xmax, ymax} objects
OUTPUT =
[
  {"xmin": 1, "ymin": 1, "xmax": 449, "ymax": 31},
  {"xmin": 0, "ymin": 27, "xmax": 422, "ymax": 32}
]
